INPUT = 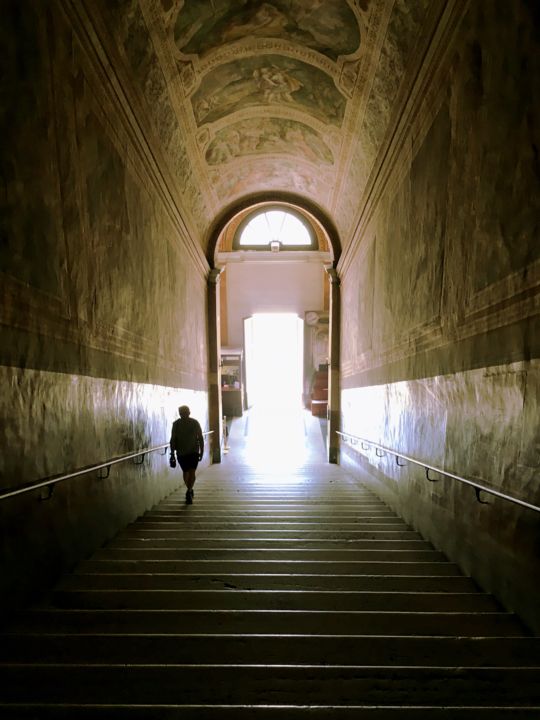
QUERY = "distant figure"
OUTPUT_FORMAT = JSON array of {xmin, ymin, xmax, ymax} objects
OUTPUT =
[{"xmin": 170, "ymin": 405, "xmax": 204, "ymax": 504}]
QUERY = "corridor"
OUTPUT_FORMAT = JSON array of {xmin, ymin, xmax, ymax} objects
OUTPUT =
[{"xmin": 2, "ymin": 0, "xmax": 540, "ymax": 716}]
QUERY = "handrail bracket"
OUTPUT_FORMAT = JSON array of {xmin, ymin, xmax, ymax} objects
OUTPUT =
[
  {"xmin": 335, "ymin": 429, "xmax": 539, "ymax": 514},
  {"xmin": 39, "ymin": 485, "xmax": 54, "ymax": 502},
  {"xmin": 425, "ymin": 467, "xmax": 438, "ymax": 482},
  {"xmin": 475, "ymin": 487, "xmax": 490, "ymax": 505},
  {"xmin": 97, "ymin": 465, "xmax": 111, "ymax": 480}
]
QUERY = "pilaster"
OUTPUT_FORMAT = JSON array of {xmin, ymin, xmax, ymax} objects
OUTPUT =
[
  {"xmin": 207, "ymin": 267, "xmax": 223, "ymax": 463},
  {"xmin": 326, "ymin": 268, "xmax": 341, "ymax": 463}
]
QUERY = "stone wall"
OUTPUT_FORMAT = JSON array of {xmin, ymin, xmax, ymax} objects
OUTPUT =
[
  {"xmin": 0, "ymin": 1, "xmax": 209, "ymax": 607},
  {"xmin": 339, "ymin": 0, "xmax": 540, "ymax": 632}
]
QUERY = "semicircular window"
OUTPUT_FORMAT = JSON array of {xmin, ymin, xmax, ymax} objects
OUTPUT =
[{"xmin": 236, "ymin": 209, "xmax": 315, "ymax": 251}]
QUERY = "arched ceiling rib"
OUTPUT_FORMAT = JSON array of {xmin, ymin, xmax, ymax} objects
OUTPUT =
[{"xmin": 95, "ymin": 0, "xmax": 433, "ymax": 249}]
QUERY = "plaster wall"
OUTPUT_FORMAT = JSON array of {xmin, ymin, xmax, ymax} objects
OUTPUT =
[
  {"xmin": 339, "ymin": 0, "xmax": 540, "ymax": 631},
  {"xmin": 225, "ymin": 261, "xmax": 325, "ymax": 347},
  {"xmin": 0, "ymin": 1, "xmax": 209, "ymax": 607}
]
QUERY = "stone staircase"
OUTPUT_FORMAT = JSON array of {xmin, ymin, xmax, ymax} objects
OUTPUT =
[{"xmin": 1, "ymin": 463, "xmax": 539, "ymax": 718}]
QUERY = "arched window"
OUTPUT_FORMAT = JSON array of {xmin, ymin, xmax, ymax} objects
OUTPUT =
[{"xmin": 235, "ymin": 207, "xmax": 316, "ymax": 251}]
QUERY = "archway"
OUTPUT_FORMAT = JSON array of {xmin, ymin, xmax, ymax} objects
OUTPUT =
[{"xmin": 206, "ymin": 197, "xmax": 341, "ymax": 464}]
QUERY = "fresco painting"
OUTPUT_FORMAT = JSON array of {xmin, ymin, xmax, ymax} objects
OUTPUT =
[
  {"xmin": 377, "ymin": 106, "xmax": 450, "ymax": 346},
  {"xmin": 356, "ymin": 240, "xmax": 375, "ymax": 353},
  {"xmin": 205, "ymin": 118, "xmax": 333, "ymax": 166},
  {"xmin": 174, "ymin": 0, "xmax": 360, "ymax": 62},
  {"xmin": 192, "ymin": 55, "xmax": 345, "ymax": 127},
  {"xmin": 210, "ymin": 158, "xmax": 325, "ymax": 199},
  {"xmin": 0, "ymin": 3, "xmax": 65, "ymax": 298}
]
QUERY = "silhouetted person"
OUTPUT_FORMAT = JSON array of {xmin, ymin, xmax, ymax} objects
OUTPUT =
[{"xmin": 170, "ymin": 405, "xmax": 204, "ymax": 504}]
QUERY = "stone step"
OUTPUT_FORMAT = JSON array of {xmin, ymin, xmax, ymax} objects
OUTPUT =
[
  {"xmin": 118, "ymin": 525, "xmax": 421, "ymax": 541},
  {"xmin": 51, "ymin": 573, "xmax": 479, "ymax": 592},
  {"xmin": 2, "ymin": 465, "xmax": 535, "ymax": 718},
  {"xmin": 0, "ymin": 665, "xmax": 538, "ymax": 705},
  {"xmin": 2, "ymin": 705, "xmax": 540, "ymax": 719},
  {"xmin": 149, "ymin": 498, "xmax": 394, "ymax": 504},
  {"xmin": 47, "ymin": 589, "xmax": 500, "ymax": 612},
  {"xmin": 2, "ymin": 633, "xmax": 537, "ymax": 666},
  {"xmin": 84, "ymin": 549, "xmax": 446, "ymax": 563},
  {"xmin": 160, "ymin": 491, "xmax": 382, "ymax": 497},
  {"xmin": 124, "ymin": 518, "xmax": 409, "ymax": 535},
  {"xmin": 160, "ymin": 498, "xmax": 392, "ymax": 503},
  {"xmin": 141, "ymin": 506, "xmax": 403, "ymax": 525},
  {"xmin": 140, "ymin": 515, "xmax": 401, "ymax": 523},
  {"xmin": 3, "ymin": 609, "xmax": 526, "ymax": 636},
  {"xmin": 146, "ymin": 506, "xmax": 396, "ymax": 521},
  {"xmin": 107, "ymin": 538, "xmax": 429, "ymax": 550},
  {"xmin": 58, "ymin": 562, "xmax": 462, "ymax": 582}
]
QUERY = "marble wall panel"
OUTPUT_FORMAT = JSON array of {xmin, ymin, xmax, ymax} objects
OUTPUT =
[
  {"xmin": 0, "ymin": 2, "xmax": 67, "ymax": 301},
  {"xmin": 0, "ymin": 367, "xmax": 209, "ymax": 489},
  {"xmin": 340, "ymin": 359, "xmax": 540, "ymax": 631},
  {"xmin": 0, "ymin": 365, "xmax": 209, "ymax": 610},
  {"xmin": 374, "ymin": 104, "xmax": 449, "ymax": 350},
  {"xmin": 447, "ymin": 0, "xmax": 540, "ymax": 294}
]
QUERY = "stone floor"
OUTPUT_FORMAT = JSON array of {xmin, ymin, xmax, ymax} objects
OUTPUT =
[{"xmin": 221, "ymin": 403, "xmax": 328, "ymax": 468}]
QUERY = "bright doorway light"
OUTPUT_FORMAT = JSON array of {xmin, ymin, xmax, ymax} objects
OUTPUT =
[
  {"xmin": 244, "ymin": 313, "xmax": 303, "ymax": 409},
  {"xmin": 242, "ymin": 312, "xmax": 306, "ymax": 468}
]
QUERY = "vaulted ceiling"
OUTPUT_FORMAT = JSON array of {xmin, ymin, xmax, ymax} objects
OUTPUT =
[{"xmin": 92, "ymin": 0, "xmax": 434, "ymax": 251}]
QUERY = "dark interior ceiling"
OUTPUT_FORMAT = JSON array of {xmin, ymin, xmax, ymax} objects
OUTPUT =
[{"xmin": 94, "ymin": 0, "xmax": 435, "ymax": 250}]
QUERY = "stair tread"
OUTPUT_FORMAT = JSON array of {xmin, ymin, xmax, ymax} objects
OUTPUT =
[
  {"xmin": 1, "ymin": 665, "xmax": 539, "ymax": 705},
  {"xmin": 2, "ymin": 469, "xmax": 535, "ymax": 715}
]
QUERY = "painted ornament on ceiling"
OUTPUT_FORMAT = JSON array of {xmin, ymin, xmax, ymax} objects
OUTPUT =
[
  {"xmin": 174, "ymin": 0, "xmax": 360, "ymax": 62},
  {"xmin": 205, "ymin": 118, "xmax": 334, "ymax": 165},
  {"xmin": 192, "ymin": 55, "xmax": 346, "ymax": 127},
  {"xmin": 210, "ymin": 158, "xmax": 328, "ymax": 198}
]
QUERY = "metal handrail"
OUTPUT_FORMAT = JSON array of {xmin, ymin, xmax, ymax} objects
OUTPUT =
[
  {"xmin": 0, "ymin": 431, "xmax": 214, "ymax": 502},
  {"xmin": 337, "ymin": 430, "xmax": 540, "ymax": 513}
]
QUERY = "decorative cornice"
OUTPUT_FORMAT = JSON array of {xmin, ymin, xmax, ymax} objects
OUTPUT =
[
  {"xmin": 326, "ymin": 267, "xmax": 341, "ymax": 286},
  {"xmin": 207, "ymin": 267, "xmax": 224, "ymax": 285}
]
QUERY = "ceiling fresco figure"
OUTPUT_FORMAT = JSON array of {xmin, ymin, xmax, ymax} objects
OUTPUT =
[
  {"xmin": 255, "ymin": 65, "xmax": 302, "ymax": 104},
  {"xmin": 173, "ymin": 0, "xmax": 361, "ymax": 62},
  {"xmin": 192, "ymin": 55, "xmax": 346, "ymax": 127},
  {"xmin": 205, "ymin": 118, "xmax": 334, "ymax": 166}
]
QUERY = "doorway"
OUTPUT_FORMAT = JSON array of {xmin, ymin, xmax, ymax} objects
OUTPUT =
[
  {"xmin": 244, "ymin": 313, "xmax": 304, "ymax": 410},
  {"xmin": 238, "ymin": 312, "xmax": 326, "ymax": 467}
]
